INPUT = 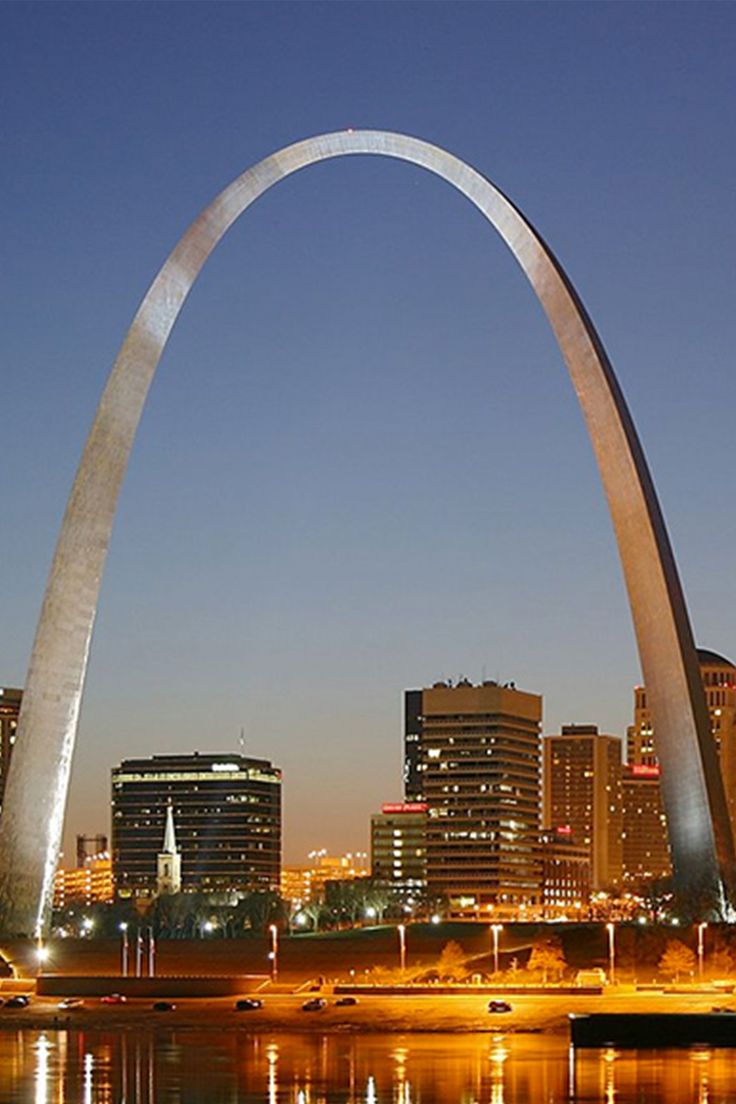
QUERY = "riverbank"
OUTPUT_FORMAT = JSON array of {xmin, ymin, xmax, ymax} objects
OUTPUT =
[{"xmin": 1, "ymin": 988, "xmax": 732, "ymax": 1035}]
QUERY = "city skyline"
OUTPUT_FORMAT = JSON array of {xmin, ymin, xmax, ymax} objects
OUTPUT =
[{"xmin": 2, "ymin": 5, "xmax": 736, "ymax": 865}]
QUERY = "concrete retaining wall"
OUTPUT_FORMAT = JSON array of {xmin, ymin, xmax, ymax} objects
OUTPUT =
[{"xmin": 37, "ymin": 974, "xmax": 268, "ymax": 998}]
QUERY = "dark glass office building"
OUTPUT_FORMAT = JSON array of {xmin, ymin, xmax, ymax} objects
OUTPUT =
[
  {"xmin": 0, "ymin": 687, "xmax": 21, "ymax": 816},
  {"xmin": 111, "ymin": 752, "xmax": 281, "ymax": 898},
  {"xmin": 404, "ymin": 679, "xmax": 542, "ymax": 915}
]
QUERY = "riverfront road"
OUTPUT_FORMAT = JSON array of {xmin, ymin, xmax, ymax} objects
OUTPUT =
[{"xmin": 1, "ymin": 989, "xmax": 732, "ymax": 1034}]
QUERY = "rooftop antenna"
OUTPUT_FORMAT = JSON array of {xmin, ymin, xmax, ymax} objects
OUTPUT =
[{"xmin": 239, "ymin": 726, "xmax": 246, "ymax": 755}]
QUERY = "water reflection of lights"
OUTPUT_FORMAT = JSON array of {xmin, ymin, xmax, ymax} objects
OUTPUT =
[
  {"xmin": 489, "ymin": 1034, "xmax": 508, "ymax": 1104},
  {"xmin": 599, "ymin": 1047, "xmax": 617, "ymax": 1104},
  {"xmin": 392, "ymin": 1045, "xmax": 412, "ymax": 1103},
  {"xmin": 691, "ymin": 1048, "xmax": 711, "ymax": 1104},
  {"xmin": 366, "ymin": 1074, "xmax": 377, "ymax": 1103},
  {"xmin": 83, "ymin": 1051, "xmax": 94, "ymax": 1104},
  {"xmin": 266, "ymin": 1042, "xmax": 278, "ymax": 1104},
  {"xmin": 34, "ymin": 1034, "xmax": 50, "ymax": 1104}
]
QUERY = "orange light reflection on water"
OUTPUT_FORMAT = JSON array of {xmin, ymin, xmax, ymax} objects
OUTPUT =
[{"xmin": 0, "ymin": 1029, "xmax": 734, "ymax": 1102}]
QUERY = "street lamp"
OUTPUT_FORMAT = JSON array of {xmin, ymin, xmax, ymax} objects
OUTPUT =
[
  {"xmin": 269, "ymin": 924, "xmax": 278, "ymax": 982},
  {"xmin": 491, "ymin": 924, "xmax": 503, "ymax": 975},
  {"xmin": 148, "ymin": 926, "xmax": 156, "ymax": 978},
  {"xmin": 606, "ymin": 922, "xmax": 616, "ymax": 986},
  {"xmin": 697, "ymin": 922, "xmax": 708, "ymax": 983},
  {"xmin": 397, "ymin": 923, "xmax": 406, "ymax": 974},
  {"xmin": 119, "ymin": 922, "xmax": 129, "ymax": 977},
  {"xmin": 135, "ymin": 928, "xmax": 143, "ymax": 978}
]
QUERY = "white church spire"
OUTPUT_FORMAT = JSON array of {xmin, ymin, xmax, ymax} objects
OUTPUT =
[
  {"xmin": 157, "ymin": 800, "xmax": 181, "ymax": 896},
  {"xmin": 163, "ymin": 800, "xmax": 177, "ymax": 855}
]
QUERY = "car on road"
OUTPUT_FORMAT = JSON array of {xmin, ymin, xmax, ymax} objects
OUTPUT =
[
  {"xmin": 335, "ymin": 996, "xmax": 358, "ymax": 1007},
  {"xmin": 5, "ymin": 996, "xmax": 30, "ymax": 1008},
  {"xmin": 235, "ymin": 998, "xmax": 263, "ymax": 1011},
  {"xmin": 152, "ymin": 1001, "xmax": 175, "ymax": 1012},
  {"xmin": 100, "ymin": 994, "xmax": 127, "ymax": 1005},
  {"xmin": 302, "ymin": 998, "xmax": 327, "ymax": 1012},
  {"xmin": 58, "ymin": 998, "xmax": 84, "ymax": 1010},
  {"xmin": 487, "ymin": 1000, "xmax": 512, "ymax": 1014}
]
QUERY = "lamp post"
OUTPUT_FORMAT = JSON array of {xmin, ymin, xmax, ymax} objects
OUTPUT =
[
  {"xmin": 697, "ymin": 922, "xmax": 708, "ymax": 983},
  {"xmin": 148, "ymin": 927, "xmax": 155, "ymax": 978},
  {"xmin": 606, "ymin": 922, "xmax": 615, "ymax": 987},
  {"xmin": 398, "ymin": 924, "xmax": 406, "ymax": 974},
  {"xmin": 119, "ymin": 922, "xmax": 129, "ymax": 977},
  {"xmin": 491, "ymin": 924, "xmax": 503, "ymax": 975},
  {"xmin": 269, "ymin": 924, "xmax": 278, "ymax": 982}
]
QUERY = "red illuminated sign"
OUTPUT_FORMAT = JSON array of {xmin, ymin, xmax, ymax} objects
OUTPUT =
[
  {"xmin": 556, "ymin": 825, "xmax": 572, "ymax": 835},
  {"xmin": 381, "ymin": 803, "xmax": 428, "ymax": 814},
  {"xmin": 631, "ymin": 764, "xmax": 660, "ymax": 778}
]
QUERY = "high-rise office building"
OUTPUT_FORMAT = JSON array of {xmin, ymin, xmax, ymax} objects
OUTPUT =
[
  {"xmin": 543, "ymin": 724, "xmax": 623, "ymax": 891},
  {"xmin": 0, "ymin": 687, "xmax": 21, "ymax": 816},
  {"xmin": 111, "ymin": 752, "xmax": 281, "ymax": 899},
  {"xmin": 621, "ymin": 763, "xmax": 671, "ymax": 888},
  {"xmin": 404, "ymin": 679, "xmax": 542, "ymax": 916},
  {"xmin": 539, "ymin": 827, "xmax": 591, "ymax": 919},
  {"xmin": 371, "ymin": 802, "xmax": 428, "ymax": 901},
  {"xmin": 628, "ymin": 648, "xmax": 736, "ymax": 841}
]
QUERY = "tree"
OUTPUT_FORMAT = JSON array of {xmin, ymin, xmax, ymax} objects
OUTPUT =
[
  {"xmin": 437, "ymin": 941, "xmax": 467, "ymax": 981},
  {"xmin": 658, "ymin": 939, "xmax": 696, "ymax": 982},
  {"xmin": 362, "ymin": 884, "xmax": 391, "ymax": 924},
  {"xmin": 708, "ymin": 944, "xmax": 734, "ymax": 979},
  {"xmin": 240, "ymin": 890, "xmax": 284, "ymax": 933},
  {"xmin": 298, "ymin": 897, "xmax": 325, "ymax": 932},
  {"xmin": 527, "ymin": 936, "xmax": 566, "ymax": 985}
]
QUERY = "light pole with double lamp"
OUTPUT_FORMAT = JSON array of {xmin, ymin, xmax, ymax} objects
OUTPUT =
[
  {"xmin": 491, "ymin": 924, "xmax": 503, "ymax": 975},
  {"xmin": 119, "ymin": 922, "xmax": 129, "ymax": 976},
  {"xmin": 269, "ymin": 924, "xmax": 279, "ymax": 982},
  {"xmin": 606, "ymin": 922, "xmax": 616, "ymax": 986},
  {"xmin": 398, "ymin": 924, "xmax": 406, "ymax": 974},
  {"xmin": 697, "ymin": 922, "xmax": 708, "ymax": 983}
]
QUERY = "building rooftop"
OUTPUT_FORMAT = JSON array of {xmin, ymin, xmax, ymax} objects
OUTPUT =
[{"xmin": 696, "ymin": 648, "xmax": 735, "ymax": 668}]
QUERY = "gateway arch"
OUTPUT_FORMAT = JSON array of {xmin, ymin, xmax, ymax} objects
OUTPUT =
[{"xmin": 1, "ymin": 130, "xmax": 733, "ymax": 936}]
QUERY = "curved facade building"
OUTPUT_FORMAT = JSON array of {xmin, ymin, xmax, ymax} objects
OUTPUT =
[{"xmin": 0, "ymin": 130, "xmax": 733, "ymax": 935}]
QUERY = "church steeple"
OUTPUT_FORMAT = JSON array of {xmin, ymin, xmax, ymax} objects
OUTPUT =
[
  {"xmin": 163, "ymin": 800, "xmax": 177, "ymax": 855},
  {"xmin": 157, "ymin": 800, "xmax": 181, "ymax": 896}
]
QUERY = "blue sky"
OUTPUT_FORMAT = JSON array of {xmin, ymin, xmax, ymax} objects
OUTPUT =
[{"xmin": 2, "ymin": 2, "xmax": 735, "ymax": 862}]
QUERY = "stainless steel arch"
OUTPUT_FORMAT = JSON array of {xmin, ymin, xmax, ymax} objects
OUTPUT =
[{"xmin": 1, "ymin": 130, "xmax": 733, "ymax": 936}]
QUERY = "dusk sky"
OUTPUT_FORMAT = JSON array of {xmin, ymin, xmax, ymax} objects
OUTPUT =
[{"xmin": 2, "ymin": 3, "xmax": 735, "ymax": 864}]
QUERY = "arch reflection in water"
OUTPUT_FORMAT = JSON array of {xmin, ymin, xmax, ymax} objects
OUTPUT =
[{"xmin": 1, "ymin": 1030, "xmax": 736, "ymax": 1101}]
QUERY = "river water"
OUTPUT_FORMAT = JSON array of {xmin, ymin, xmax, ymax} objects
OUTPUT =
[{"xmin": 1, "ymin": 1029, "xmax": 735, "ymax": 1103}]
